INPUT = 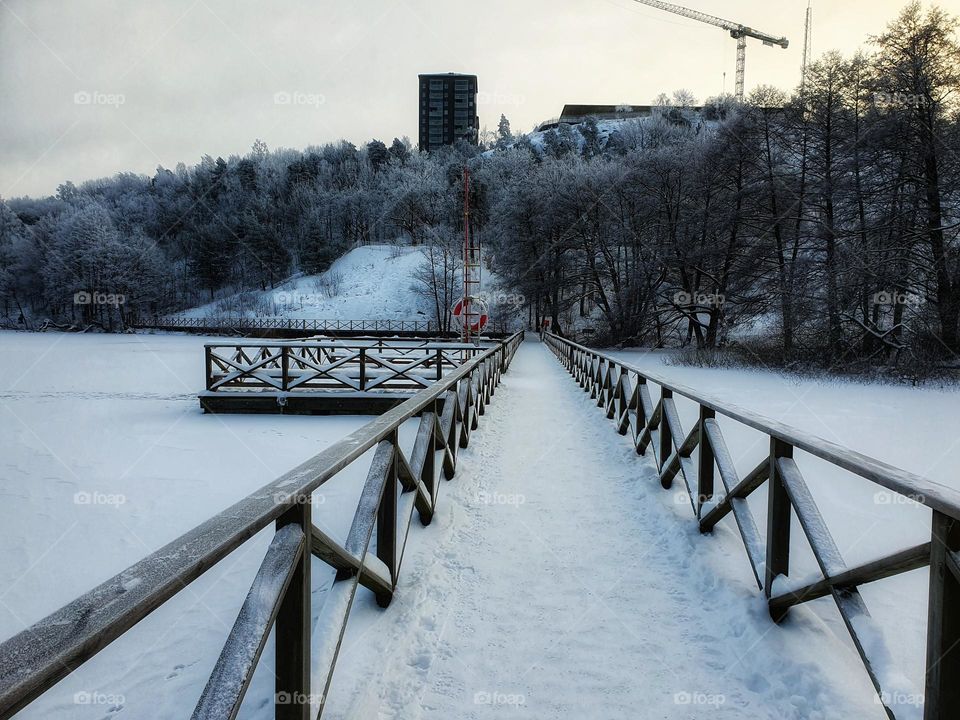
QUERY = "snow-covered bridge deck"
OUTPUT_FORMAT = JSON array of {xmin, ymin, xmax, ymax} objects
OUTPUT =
[{"xmin": 322, "ymin": 341, "xmax": 883, "ymax": 718}]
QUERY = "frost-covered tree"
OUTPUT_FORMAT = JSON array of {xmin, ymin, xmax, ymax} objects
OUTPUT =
[{"xmin": 495, "ymin": 114, "xmax": 513, "ymax": 148}]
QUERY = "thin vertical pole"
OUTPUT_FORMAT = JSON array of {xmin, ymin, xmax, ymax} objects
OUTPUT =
[
  {"xmin": 275, "ymin": 498, "xmax": 311, "ymax": 720},
  {"xmin": 463, "ymin": 166, "xmax": 471, "ymax": 344}
]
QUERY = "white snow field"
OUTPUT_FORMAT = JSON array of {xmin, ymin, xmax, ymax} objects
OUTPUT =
[
  {"xmin": 0, "ymin": 331, "xmax": 377, "ymax": 719},
  {"xmin": 1, "ymin": 332, "xmax": 949, "ymax": 718}
]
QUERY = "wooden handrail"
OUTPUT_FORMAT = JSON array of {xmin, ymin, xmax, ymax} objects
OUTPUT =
[
  {"xmin": 0, "ymin": 332, "xmax": 524, "ymax": 719},
  {"xmin": 547, "ymin": 333, "xmax": 960, "ymax": 519},
  {"xmin": 543, "ymin": 331, "xmax": 959, "ymax": 720}
]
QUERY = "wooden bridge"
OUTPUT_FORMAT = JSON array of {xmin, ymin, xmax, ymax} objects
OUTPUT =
[{"xmin": 0, "ymin": 332, "xmax": 957, "ymax": 719}]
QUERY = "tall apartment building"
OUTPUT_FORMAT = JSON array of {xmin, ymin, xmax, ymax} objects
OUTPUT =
[{"xmin": 418, "ymin": 73, "xmax": 479, "ymax": 152}]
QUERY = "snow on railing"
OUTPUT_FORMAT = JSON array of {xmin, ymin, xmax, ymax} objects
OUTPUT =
[{"xmin": 544, "ymin": 331, "xmax": 959, "ymax": 720}]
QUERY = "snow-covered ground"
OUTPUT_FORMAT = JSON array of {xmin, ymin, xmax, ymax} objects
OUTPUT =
[
  {"xmin": 180, "ymin": 245, "xmax": 435, "ymax": 321},
  {"xmin": 1, "ymin": 332, "xmax": 947, "ymax": 718}
]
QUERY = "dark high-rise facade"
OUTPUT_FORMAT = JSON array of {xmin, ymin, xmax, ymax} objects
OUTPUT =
[{"xmin": 418, "ymin": 73, "xmax": 478, "ymax": 152}]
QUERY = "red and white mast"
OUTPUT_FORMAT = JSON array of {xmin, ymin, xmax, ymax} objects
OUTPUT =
[{"xmin": 462, "ymin": 166, "xmax": 482, "ymax": 343}]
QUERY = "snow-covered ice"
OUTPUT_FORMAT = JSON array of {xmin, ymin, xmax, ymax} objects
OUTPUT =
[{"xmin": 0, "ymin": 330, "xmax": 375, "ymax": 719}]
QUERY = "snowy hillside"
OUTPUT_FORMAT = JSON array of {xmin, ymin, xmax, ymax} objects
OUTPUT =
[{"xmin": 180, "ymin": 245, "xmax": 434, "ymax": 321}]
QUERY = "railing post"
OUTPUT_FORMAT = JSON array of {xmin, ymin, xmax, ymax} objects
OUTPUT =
[
  {"xmin": 436, "ymin": 348, "xmax": 443, "ymax": 381},
  {"xmin": 275, "ymin": 497, "xmax": 311, "ymax": 720},
  {"xmin": 697, "ymin": 406, "xmax": 715, "ymax": 517},
  {"xmin": 375, "ymin": 432, "xmax": 398, "ymax": 608},
  {"xmin": 658, "ymin": 388, "xmax": 673, "ymax": 474},
  {"xmin": 204, "ymin": 346, "xmax": 213, "ymax": 391},
  {"xmin": 765, "ymin": 438, "xmax": 793, "ymax": 608},
  {"xmin": 924, "ymin": 510, "xmax": 960, "ymax": 720},
  {"xmin": 281, "ymin": 346, "xmax": 290, "ymax": 392},
  {"xmin": 359, "ymin": 349, "xmax": 366, "ymax": 391}
]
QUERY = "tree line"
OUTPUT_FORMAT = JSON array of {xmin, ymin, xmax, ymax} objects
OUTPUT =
[
  {"xmin": 480, "ymin": 2, "xmax": 960, "ymax": 370},
  {"xmin": 1, "ymin": 2, "xmax": 957, "ymax": 372}
]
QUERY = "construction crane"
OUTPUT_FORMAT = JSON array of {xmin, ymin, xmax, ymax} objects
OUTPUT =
[
  {"xmin": 800, "ymin": 1, "xmax": 813, "ymax": 96},
  {"xmin": 630, "ymin": 0, "xmax": 789, "ymax": 102}
]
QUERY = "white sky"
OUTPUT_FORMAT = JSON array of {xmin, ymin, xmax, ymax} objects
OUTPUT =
[{"xmin": 0, "ymin": 0, "xmax": 917, "ymax": 198}]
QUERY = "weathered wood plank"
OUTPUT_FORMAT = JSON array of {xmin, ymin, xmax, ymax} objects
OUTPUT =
[
  {"xmin": 275, "ymin": 500, "xmax": 311, "ymax": 720},
  {"xmin": 193, "ymin": 525, "xmax": 304, "ymax": 720},
  {"xmin": 698, "ymin": 419, "xmax": 766, "ymax": 588},
  {"xmin": 310, "ymin": 525, "xmax": 392, "ymax": 599},
  {"xmin": 770, "ymin": 542, "xmax": 931, "ymax": 615},
  {"xmin": 764, "ymin": 440, "xmax": 793, "ymax": 601},
  {"xmin": 777, "ymin": 457, "xmax": 901, "ymax": 719},
  {"xmin": 925, "ymin": 511, "xmax": 960, "ymax": 720}
]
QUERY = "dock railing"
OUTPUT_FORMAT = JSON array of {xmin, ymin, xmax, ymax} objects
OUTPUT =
[
  {"xmin": 204, "ymin": 339, "xmax": 488, "ymax": 394},
  {"xmin": 0, "ymin": 332, "xmax": 523, "ymax": 719}
]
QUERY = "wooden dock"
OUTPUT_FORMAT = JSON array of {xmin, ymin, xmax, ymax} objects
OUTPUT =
[{"xmin": 199, "ymin": 338, "xmax": 492, "ymax": 415}]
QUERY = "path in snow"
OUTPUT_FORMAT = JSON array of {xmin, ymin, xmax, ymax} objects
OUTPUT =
[{"xmin": 320, "ymin": 341, "xmax": 884, "ymax": 720}]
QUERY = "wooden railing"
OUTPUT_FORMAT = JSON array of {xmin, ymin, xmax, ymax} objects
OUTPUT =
[
  {"xmin": 544, "ymin": 332, "xmax": 960, "ymax": 720},
  {"xmin": 0, "ymin": 332, "xmax": 523, "ymax": 720},
  {"xmin": 204, "ymin": 340, "xmax": 488, "ymax": 394},
  {"xmin": 141, "ymin": 316, "xmax": 436, "ymax": 334}
]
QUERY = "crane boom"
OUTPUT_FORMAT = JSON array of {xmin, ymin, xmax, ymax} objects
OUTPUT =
[{"xmin": 629, "ymin": 0, "xmax": 788, "ymax": 100}]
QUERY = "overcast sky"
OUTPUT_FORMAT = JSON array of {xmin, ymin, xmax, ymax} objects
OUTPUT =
[{"xmin": 1, "ymin": 0, "xmax": 912, "ymax": 198}]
